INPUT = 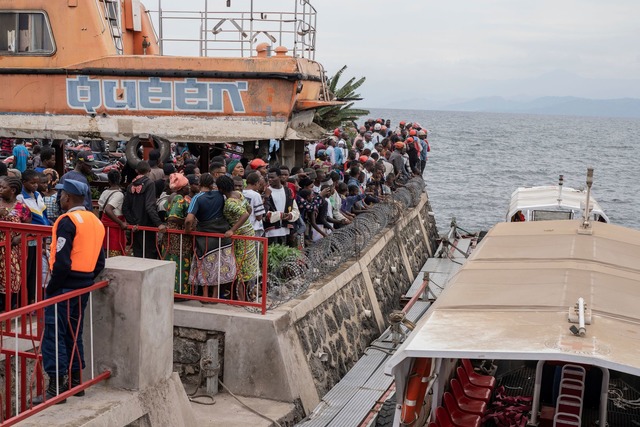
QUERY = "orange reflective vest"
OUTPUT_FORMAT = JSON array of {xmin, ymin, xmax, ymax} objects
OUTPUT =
[{"xmin": 49, "ymin": 210, "xmax": 105, "ymax": 273}]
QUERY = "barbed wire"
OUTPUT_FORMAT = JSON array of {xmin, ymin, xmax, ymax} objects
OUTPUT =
[{"xmin": 245, "ymin": 177, "xmax": 426, "ymax": 312}]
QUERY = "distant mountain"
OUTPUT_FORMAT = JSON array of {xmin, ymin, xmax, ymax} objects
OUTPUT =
[{"xmin": 440, "ymin": 96, "xmax": 640, "ymax": 118}]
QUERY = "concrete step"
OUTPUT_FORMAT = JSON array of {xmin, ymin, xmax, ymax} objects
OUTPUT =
[{"xmin": 190, "ymin": 392, "xmax": 300, "ymax": 426}]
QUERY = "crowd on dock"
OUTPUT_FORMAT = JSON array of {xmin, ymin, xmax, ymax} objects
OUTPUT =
[{"xmin": 0, "ymin": 118, "xmax": 430, "ymax": 304}]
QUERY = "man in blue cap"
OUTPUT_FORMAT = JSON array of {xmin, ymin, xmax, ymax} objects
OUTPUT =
[
  {"xmin": 57, "ymin": 150, "xmax": 95, "ymax": 211},
  {"xmin": 33, "ymin": 179, "xmax": 105, "ymax": 405}
]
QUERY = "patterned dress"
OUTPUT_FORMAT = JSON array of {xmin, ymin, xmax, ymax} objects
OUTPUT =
[
  {"xmin": 163, "ymin": 194, "xmax": 192, "ymax": 294},
  {"xmin": 0, "ymin": 202, "xmax": 31, "ymax": 297},
  {"xmin": 223, "ymin": 196, "xmax": 258, "ymax": 283}
]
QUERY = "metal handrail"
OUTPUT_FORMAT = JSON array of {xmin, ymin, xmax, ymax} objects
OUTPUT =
[
  {"xmin": 148, "ymin": 0, "xmax": 317, "ymax": 59},
  {"xmin": 0, "ymin": 281, "xmax": 111, "ymax": 424}
]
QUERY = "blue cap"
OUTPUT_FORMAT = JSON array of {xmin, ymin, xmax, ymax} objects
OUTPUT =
[{"xmin": 55, "ymin": 179, "xmax": 88, "ymax": 196}]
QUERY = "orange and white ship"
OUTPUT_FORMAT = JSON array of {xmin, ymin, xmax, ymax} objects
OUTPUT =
[{"xmin": 0, "ymin": 0, "xmax": 336, "ymax": 154}]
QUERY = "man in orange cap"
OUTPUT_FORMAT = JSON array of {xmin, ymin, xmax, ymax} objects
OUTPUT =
[
  {"xmin": 390, "ymin": 142, "xmax": 408, "ymax": 181},
  {"xmin": 395, "ymin": 121, "xmax": 406, "ymax": 135},
  {"xmin": 249, "ymin": 158, "xmax": 268, "ymax": 177}
]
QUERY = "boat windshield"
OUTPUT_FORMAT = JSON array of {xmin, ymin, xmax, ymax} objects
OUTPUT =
[{"xmin": 532, "ymin": 210, "xmax": 572, "ymax": 221}]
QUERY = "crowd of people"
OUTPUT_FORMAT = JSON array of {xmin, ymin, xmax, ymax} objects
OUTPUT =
[{"xmin": 0, "ymin": 117, "xmax": 430, "ymax": 304}]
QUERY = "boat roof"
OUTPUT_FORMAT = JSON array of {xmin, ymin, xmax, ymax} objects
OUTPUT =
[
  {"xmin": 507, "ymin": 185, "xmax": 609, "ymax": 222},
  {"xmin": 386, "ymin": 220, "xmax": 640, "ymax": 377}
]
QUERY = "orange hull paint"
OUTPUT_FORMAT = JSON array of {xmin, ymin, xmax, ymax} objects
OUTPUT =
[{"xmin": 0, "ymin": 0, "xmax": 335, "ymax": 142}]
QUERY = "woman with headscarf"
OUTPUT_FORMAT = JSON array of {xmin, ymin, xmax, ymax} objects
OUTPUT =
[
  {"xmin": 0, "ymin": 176, "xmax": 31, "ymax": 310},
  {"xmin": 99, "ymin": 170, "xmax": 127, "ymax": 256},
  {"xmin": 216, "ymin": 175, "xmax": 258, "ymax": 300},
  {"xmin": 185, "ymin": 173, "xmax": 235, "ymax": 298},
  {"xmin": 227, "ymin": 159, "xmax": 245, "ymax": 178},
  {"xmin": 162, "ymin": 173, "xmax": 193, "ymax": 294}
]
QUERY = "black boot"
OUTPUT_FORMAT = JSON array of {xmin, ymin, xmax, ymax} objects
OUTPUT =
[
  {"xmin": 71, "ymin": 371, "xmax": 85, "ymax": 397},
  {"xmin": 31, "ymin": 375, "xmax": 68, "ymax": 405}
]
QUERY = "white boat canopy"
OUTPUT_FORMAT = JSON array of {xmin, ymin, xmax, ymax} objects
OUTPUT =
[
  {"xmin": 386, "ymin": 220, "xmax": 640, "ymax": 379},
  {"xmin": 506, "ymin": 185, "xmax": 609, "ymax": 223}
]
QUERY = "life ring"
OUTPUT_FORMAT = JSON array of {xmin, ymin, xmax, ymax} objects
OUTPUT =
[
  {"xmin": 400, "ymin": 358, "xmax": 432, "ymax": 425},
  {"xmin": 125, "ymin": 135, "xmax": 171, "ymax": 168}
]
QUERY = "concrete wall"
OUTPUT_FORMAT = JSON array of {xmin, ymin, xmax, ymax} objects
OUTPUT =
[
  {"xmin": 173, "ymin": 193, "xmax": 438, "ymax": 413},
  {"xmin": 25, "ymin": 257, "xmax": 197, "ymax": 426}
]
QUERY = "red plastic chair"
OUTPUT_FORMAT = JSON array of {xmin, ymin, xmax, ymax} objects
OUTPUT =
[
  {"xmin": 443, "ymin": 392, "xmax": 481, "ymax": 427},
  {"xmin": 450, "ymin": 378, "xmax": 487, "ymax": 416},
  {"xmin": 435, "ymin": 406, "xmax": 456, "ymax": 427},
  {"xmin": 461, "ymin": 359, "xmax": 497, "ymax": 389},
  {"xmin": 456, "ymin": 367, "xmax": 492, "ymax": 402}
]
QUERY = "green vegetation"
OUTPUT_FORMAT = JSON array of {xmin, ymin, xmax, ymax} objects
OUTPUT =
[
  {"xmin": 314, "ymin": 65, "xmax": 370, "ymax": 130},
  {"xmin": 267, "ymin": 244, "xmax": 301, "ymax": 272}
]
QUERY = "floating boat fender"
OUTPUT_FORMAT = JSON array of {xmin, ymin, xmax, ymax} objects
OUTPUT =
[
  {"xmin": 400, "ymin": 357, "xmax": 432, "ymax": 425},
  {"xmin": 125, "ymin": 135, "xmax": 171, "ymax": 168}
]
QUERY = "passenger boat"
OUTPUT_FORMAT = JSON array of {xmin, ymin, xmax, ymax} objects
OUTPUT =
[
  {"xmin": 506, "ymin": 171, "xmax": 609, "ymax": 223},
  {"xmin": 0, "ymin": 0, "xmax": 336, "ymax": 159},
  {"xmin": 385, "ymin": 176, "xmax": 640, "ymax": 427}
]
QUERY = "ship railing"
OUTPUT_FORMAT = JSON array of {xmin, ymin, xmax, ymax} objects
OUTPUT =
[
  {"xmin": 0, "ymin": 280, "xmax": 110, "ymax": 425},
  {"xmin": 103, "ymin": 224, "xmax": 269, "ymax": 315},
  {"xmin": 147, "ymin": 0, "xmax": 317, "ymax": 59}
]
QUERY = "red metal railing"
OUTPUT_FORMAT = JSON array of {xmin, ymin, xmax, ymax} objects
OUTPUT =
[
  {"xmin": 0, "ymin": 280, "xmax": 110, "ymax": 426},
  {"xmin": 104, "ymin": 224, "xmax": 270, "ymax": 314},
  {"xmin": 0, "ymin": 222, "xmax": 52, "ymax": 313},
  {"xmin": 0, "ymin": 220, "xmax": 270, "ymax": 315}
]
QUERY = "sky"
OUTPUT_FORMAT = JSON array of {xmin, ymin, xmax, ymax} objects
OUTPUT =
[{"xmin": 154, "ymin": 0, "xmax": 640, "ymax": 108}]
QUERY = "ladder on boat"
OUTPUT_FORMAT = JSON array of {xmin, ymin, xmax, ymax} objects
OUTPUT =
[
  {"xmin": 101, "ymin": 0, "xmax": 124, "ymax": 54},
  {"xmin": 553, "ymin": 364, "xmax": 586, "ymax": 427}
]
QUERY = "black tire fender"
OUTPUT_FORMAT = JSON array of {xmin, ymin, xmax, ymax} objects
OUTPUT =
[{"xmin": 125, "ymin": 135, "xmax": 171, "ymax": 168}]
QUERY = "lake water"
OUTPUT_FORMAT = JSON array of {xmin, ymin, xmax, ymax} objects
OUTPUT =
[{"xmin": 368, "ymin": 108, "xmax": 640, "ymax": 232}]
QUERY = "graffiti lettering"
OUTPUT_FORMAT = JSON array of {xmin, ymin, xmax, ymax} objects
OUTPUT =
[{"xmin": 66, "ymin": 76, "xmax": 248, "ymax": 114}]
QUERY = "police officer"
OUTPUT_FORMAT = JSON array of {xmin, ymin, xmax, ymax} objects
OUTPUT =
[{"xmin": 33, "ymin": 179, "xmax": 105, "ymax": 405}]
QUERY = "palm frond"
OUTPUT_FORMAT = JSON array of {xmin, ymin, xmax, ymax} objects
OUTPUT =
[{"xmin": 314, "ymin": 65, "xmax": 369, "ymax": 130}]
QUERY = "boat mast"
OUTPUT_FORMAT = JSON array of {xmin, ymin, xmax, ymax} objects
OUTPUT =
[
  {"xmin": 556, "ymin": 174, "xmax": 563, "ymax": 206},
  {"xmin": 579, "ymin": 168, "xmax": 594, "ymax": 233}
]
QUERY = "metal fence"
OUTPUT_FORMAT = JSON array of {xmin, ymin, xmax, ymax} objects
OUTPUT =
[
  {"xmin": 0, "ymin": 280, "xmax": 110, "ymax": 425},
  {"xmin": 265, "ymin": 178, "xmax": 427, "ymax": 310},
  {"xmin": 148, "ymin": 0, "xmax": 318, "ymax": 59},
  {"xmin": 0, "ymin": 223, "xmax": 51, "ymax": 313},
  {"xmin": 104, "ymin": 224, "xmax": 269, "ymax": 315}
]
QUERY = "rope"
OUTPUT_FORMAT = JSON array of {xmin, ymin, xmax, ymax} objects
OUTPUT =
[
  {"xmin": 219, "ymin": 379, "xmax": 283, "ymax": 427},
  {"xmin": 184, "ymin": 356, "xmax": 216, "ymax": 405},
  {"xmin": 609, "ymin": 387, "xmax": 640, "ymax": 409}
]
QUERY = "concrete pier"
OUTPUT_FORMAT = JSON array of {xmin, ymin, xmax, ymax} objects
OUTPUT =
[
  {"xmin": 18, "ymin": 257, "xmax": 197, "ymax": 427},
  {"xmin": 173, "ymin": 193, "xmax": 438, "ymax": 415}
]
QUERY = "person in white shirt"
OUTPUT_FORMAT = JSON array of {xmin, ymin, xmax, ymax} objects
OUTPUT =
[
  {"xmin": 263, "ymin": 168, "xmax": 300, "ymax": 245},
  {"xmin": 242, "ymin": 172, "xmax": 266, "ymax": 236}
]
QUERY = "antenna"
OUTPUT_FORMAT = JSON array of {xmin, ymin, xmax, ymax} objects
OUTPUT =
[{"xmin": 579, "ymin": 168, "xmax": 594, "ymax": 233}]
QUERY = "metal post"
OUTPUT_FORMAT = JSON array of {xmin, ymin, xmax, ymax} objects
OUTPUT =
[
  {"xmin": 54, "ymin": 303, "xmax": 59, "ymax": 396},
  {"xmin": 204, "ymin": 0, "xmax": 208, "ymax": 56},
  {"xmin": 204, "ymin": 338, "xmax": 219, "ymax": 396},
  {"xmin": 158, "ymin": 0, "xmax": 164, "ymax": 55},
  {"xmin": 14, "ymin": 317, "xmax": 19, "ymax": 414},
  {"xmin": 599, "ymin": 367, "xmax": 609, "ymax": 426},
  {"xmin": 90, "ymin": 292, "xmax": 95, "ymax": 379},
  {"xmin": 527, "ymin": 360, "xmax": 545, "ymax": 426}
]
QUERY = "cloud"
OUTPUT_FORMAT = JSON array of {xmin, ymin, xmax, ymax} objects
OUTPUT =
[{"xmin": 155, "ymin": 0, "xmax": 640, "ymax": 106}]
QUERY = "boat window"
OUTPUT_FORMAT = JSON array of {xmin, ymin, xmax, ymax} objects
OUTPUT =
[
  {"xmin": 0, "ymin": 12, "xmax": 54, "ymax": 55},
  {"xmin": 532, "ymin": 210, "xmax": 572, "ymax": 221}
]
